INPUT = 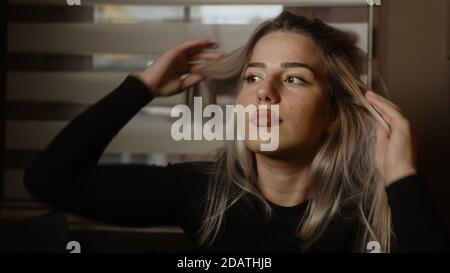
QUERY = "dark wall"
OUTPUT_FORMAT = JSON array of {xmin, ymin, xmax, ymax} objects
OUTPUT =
[{"xmin": 375, "ymin": 0, "xmax": 450, "ymax": 231}]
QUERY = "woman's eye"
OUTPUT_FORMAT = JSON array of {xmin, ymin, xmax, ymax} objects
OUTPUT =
[
  {"xmin": 285, "ymin": 75, "xmax": 306, "ymax": 85},
  {"xmin": 243, "ymin": 74, "xmax": 261, "ymax": 84},
  {"xmin": 243, "ymin": 74, "xmax": 306, "ymax": 85}
]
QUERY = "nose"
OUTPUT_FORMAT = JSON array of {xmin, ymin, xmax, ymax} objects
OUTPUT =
[{"xmin": 256, "ymin": 76, "xmax": 281, "ymax": 105}]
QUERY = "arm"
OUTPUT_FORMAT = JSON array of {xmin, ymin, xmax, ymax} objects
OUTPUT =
[
  {"xmin": 365, "ymin": 91, "xmax": 449, "ymax": 252},
  {"xmin": 24, "ymin": 75, "xmax": 186, "ymax": 227},
  {"xmin": 24, "ymin": 38, "xmax": 222, "ymax": 228},
  {"xmin": 386, "ymin": 173, "xmax": 450, "ymax": 252}
]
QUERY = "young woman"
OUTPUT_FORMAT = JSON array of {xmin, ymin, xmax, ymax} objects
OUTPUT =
[{"xmin": 24, "ymin": 11, "xmax": 448, "ymax": 252}]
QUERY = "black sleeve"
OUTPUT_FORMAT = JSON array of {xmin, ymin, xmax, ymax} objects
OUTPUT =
[
  {"xmin": 386, "ymin": 172, "xmax": 450, "ymax": 252},
  {"xmin": 23, "ymin": 75, "xmax": 208, "ymax": 228}
]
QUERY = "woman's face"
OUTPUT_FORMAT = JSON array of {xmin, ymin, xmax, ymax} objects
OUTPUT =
[{"xmin": 237, "ymin": 31, "xmax": 332, "ymax": 157}]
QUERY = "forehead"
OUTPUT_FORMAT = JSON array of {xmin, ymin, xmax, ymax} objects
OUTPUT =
[{"xmin": 250, "ymin": 31, "xmax": 323, "ymax": 69}]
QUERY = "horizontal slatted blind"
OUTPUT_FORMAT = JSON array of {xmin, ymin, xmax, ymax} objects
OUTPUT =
[{"xmin": 3, "ymin": 0, "xmax": 371, "ymax": 234}]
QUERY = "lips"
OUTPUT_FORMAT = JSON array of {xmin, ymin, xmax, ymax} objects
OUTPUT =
[{"xmin": 250, "ymin": 108, "xmax": 282, "ymax": 127}]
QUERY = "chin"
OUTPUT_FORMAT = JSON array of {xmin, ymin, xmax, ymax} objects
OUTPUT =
[{"xmin": 244, "ymin": 139, "xmax": 295, "ymax": 156}]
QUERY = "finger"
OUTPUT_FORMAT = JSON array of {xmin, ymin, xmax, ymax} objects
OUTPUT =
[
  {"xmin": 180, "ymin": 63, "xmax": 206, "ymax": 75},
  {"xmin": 365, "ymin": 91, "xmax": 405, "ymax": 123},
  {"xmin": 177, "ymin": 39, "xmax": 219, "ymax": 56},
  {"xmin": 187, "ymin": 63, "xmax": 206, "ymax": 74},
  {"xmin": 180, "ymin": 73, "xmax": 206, "ymax": 90},
  {"xmin": 374, "ymin": 119, "xmax": 390, "ymax": 139},
  {"xmin": 370, "ymin": 99, "xmax": 393, "ymax": 125},
  {"xmin": 366, "ymin": 91, "xmax": 405, "ymax": 116},
  {"xmin": 177, "ymin": 38, "xmax": 211, "ymax": 52},
  {"xmin": 367, "ymin": 91, "xmax": 403, "ymax": 113},
  {"xmin": 364, "ymin": 99, "xmax": 391, "ymax": 132},
  {"xmin": 187, "ymin": 42, "xmax": 220, "ymax": 56},
  {"xmin": 190, "ymin": 51, "xmax": 224, "ymax": 62},
  {"xmin": 374, "ymin": 121, "xmax": 388, "ymax": 174}
]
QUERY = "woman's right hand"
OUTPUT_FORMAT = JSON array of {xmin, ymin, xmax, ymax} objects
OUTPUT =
[{"xmin": 136, "ymin": 38, "xmax": 223, "ymax": 97}]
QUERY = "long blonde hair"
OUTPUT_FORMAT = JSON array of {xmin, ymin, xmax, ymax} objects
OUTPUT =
[{"xmin": 198, "ymin": 11, "xmax": 393, "ymax": 252}]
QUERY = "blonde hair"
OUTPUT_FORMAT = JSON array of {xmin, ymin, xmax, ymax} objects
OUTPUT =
[{"xmin": 198, "ymin": 11, "xmax": 393, "ymax": 252}]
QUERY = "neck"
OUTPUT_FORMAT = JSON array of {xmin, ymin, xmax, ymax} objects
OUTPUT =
[{"xmin": 255, "ymin": 150, "xmax": 314, "ymax": 207}]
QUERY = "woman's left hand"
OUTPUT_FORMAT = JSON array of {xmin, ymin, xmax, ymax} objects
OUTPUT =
[{"xmin": 365, "ymin": 90, "xmax": 418, "ymax": 187}]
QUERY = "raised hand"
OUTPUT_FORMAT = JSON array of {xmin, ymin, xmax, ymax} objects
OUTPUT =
[{"xmin": 136, "ymin": 38, "xmax": 223, "ymax": 97}]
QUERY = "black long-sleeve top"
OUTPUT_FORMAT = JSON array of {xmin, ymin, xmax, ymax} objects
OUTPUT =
[{"xmin": 23, "ymin": 75, "xmax": 449, "ymax": 252}]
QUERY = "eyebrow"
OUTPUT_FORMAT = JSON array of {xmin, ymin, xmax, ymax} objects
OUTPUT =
[{"xmin": 245, "ymin": 62, "xmax": 316, "ymax": 74}]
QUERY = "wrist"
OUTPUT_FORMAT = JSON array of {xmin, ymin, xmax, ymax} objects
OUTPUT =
[
  {"xmin": 134, "ymin": 72, "xmax": 159, "ymax": 97},
  {"xmin": 385, "ymin": 166, "xmax": 418, "ymax": 187}
]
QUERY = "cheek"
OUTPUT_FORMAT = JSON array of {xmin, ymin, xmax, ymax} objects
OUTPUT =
[
  {"xmin": 284, "ymin": 93, "xmax": 330, "ymax": 133},
  {"xmin": 236, "ymin": 88, "xmax": 253, "ymax": 106}
]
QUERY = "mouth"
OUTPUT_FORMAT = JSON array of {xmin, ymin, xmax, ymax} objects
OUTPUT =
[{"xmin": 250, "ymin": 108, "xmax": 283, "ymax": 127}]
